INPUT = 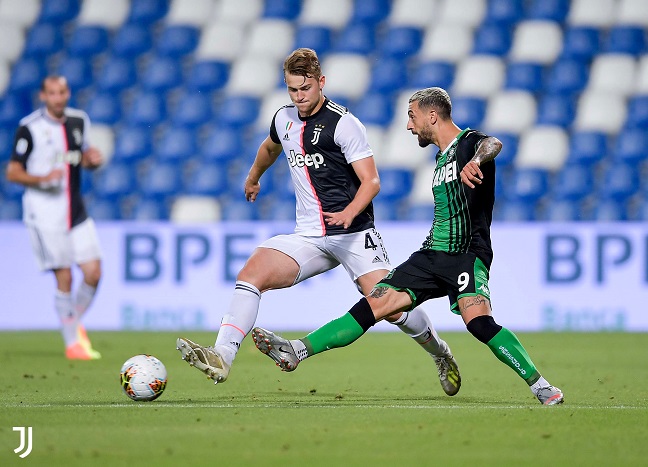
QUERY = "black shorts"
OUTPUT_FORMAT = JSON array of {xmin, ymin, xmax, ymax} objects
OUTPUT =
[{"xmin": 376, "ymin": 249, "xmax": 491, "ymax": 315}]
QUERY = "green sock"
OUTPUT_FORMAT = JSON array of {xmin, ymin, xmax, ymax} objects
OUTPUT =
[
  {"xmin": 302, "ymin": 312, "xmax": 366, "ymax": 356},
  {"xmin": 486, "ymin": 327, "xmax": 540, "ymax": 384}
]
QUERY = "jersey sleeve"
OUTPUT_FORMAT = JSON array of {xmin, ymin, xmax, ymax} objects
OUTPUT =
[
  {"xmin": 269, "ymin": 111, "xmax": 281, "ymax": 144},
  {"xmin": 10, "ymin": 126, "xmax": 33, "ymax": 166},
  {"xmin": 334, "ymin": 113, "xmax": 373, "ymax": 164},
  {"xmin": 81, "ymin": 111, "xmax": 91, "ymax": 151},
  {"xmin": 458, "ymin": 130, "xmax": 489, "ymax": 167}
]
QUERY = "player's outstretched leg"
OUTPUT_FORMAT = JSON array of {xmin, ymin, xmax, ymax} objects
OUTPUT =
[
  {"xmin": 432, "ymin": 344, "xmax": 461, "ymax": 396},
  {"xmin": 176, "ymin": 337, "xmax": 230, "ymax": 384},
  {"xmin": 252, "ymin": 327, "xmax": 301, "ymax": 372}
]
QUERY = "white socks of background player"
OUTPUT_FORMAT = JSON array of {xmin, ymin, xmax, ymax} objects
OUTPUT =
[
  {"xmin": 75, "ymin": 281, "xmax": 97, "ymax": 317},
  {"xmin": 391, "ymin": 308, "xmax": 448, "ymax": 356},
  {"xmin": 55, "ymin": 290, "xmax": 78, "ymax": 347},
  {"xmin": 214, "ymin": 281, "xmax": 261, "ymax": 366}
]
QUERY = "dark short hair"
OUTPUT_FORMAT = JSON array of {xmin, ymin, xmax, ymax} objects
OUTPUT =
[
  {"xmin": 409, "ymin": 87, "xmax": 452, "ymax": 120},
  {"xmin": 40, "ymin": 75, "xmax": 69, "ymax": 92},
  {"xmin": 284, "ymin": 48, "xmax": 322, "ymax": 81}
]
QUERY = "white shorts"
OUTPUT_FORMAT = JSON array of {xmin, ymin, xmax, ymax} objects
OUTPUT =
[
  {"xmin": 259, "ymin": 228, "xmax": 391, "ymax": 285},
  {"xmin": 27, "ymin": 218, "xmax": 102, "ymax": 271}
]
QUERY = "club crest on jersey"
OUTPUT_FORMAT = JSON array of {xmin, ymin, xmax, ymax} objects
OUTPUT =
[{"xmin": 311, "ymin": 125, "xmax": 324, "ymax": 145}]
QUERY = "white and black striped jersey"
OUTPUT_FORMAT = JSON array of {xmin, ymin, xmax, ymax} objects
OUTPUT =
[
  {"xmin": 270, "ymin": 98, "xmax": 375, "ymax": 236},
  {"xmin": 10, "ymin": 107, "xmax": 91, "ymax": 231}
]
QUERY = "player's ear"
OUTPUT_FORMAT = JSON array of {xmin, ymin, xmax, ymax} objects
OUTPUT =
[{"xmin": 319, "ymin": 75, "xmax": 325, "ymax": 90}]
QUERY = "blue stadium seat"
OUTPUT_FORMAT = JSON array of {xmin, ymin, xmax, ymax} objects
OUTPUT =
[
  {"xmin": 560, "ymin": 27, "xmax": 601, "ymax": 61},
  {"xmin": 93, "ymin": 163, "xmax": 137, "ymax": 201},
  {"xmin": 567, "ymin": 131, "xmax": 608, "ymax": 166},
  {"xmin": 155, "ymin": 25, "xmax": 200, "ymax": 58},
  {"xmin": 625, "ymin": 96, "xmax": 648, "ymax": 129},
  {"xmin": 550, "ymin": 164, "xmax": 594, "ymax": 201},
  {"xmin": 501, "ymin": 168, "xmax": 549, "ymax": 204},
  {"xmin": 214, "ymin": 96, "xmax": 260, "ymax": 128},
  {"xmin": 333, "ymin": 23, "xmax": 376, "ymax": 55},
  {"xmin": 184, "ymin": 162, "xmax": 228, "ymax": 197},
  {"xmin": 545, "ymin": 59, "xmax": 589, "ymax": 96},
  {"xmin": 371, "ymin": 57, "xmax": 409, "ymax": 96},
  {"xmin": 408, "ymin": 61, "xmax": 454, "ymax": 91},
  {"xmin": 112, "ymin": 127, "xmax": 153, "ymax": 164},
  {"xmin": 293, "ymin": 26, "xmax": 333, "ymax": 57},
  {"xmin": 352, "ymin": 92, "xmax": 394, "ymax": 127},
  {"xmin": 377, "ymin": 168, "xmax": 414, "ymax": 202},
  {"xmin": 372, "ymin": 199, "xmax": 401, "ymax": 221},
  {"xmin": 127, "ymin": 0, "xmax": 169, "ymax": 24},
  {"xmin": 402, "ymin": 203, "xmax": 436, "ymax": 221},
  {"xmin": 605, "ymin": 26, "xmax": 646, "ymax": 55},
  {"xmin": 129, "ymin": 198, "xmax": 168, "ymax": 220},
  {"xmin": 112, "ymin": 23, "xmax": 153, "ymax": 58},
  {"xmin": 536, "ymin": 94, "xmax": 576, "ymax": 127},
  {"xmin": 186, "ymin": 60, "xmax": 229, "ymax": 93},
  {"xmin": 219, "ymin": 198, "xmax": 258, "ymax": 221},
  {"xmin": 124, "ymin": 90, "xmax": 166, "ymax": 127},
  {"xmin": 85, "ymin": 92, "xmax": 122, "ymax": 125},
  {"xmin": 597, "ymin": 163, "xmax": 639, "ymax": 202},
  {"xmin": 8, "ymin": 58, "xmax": 47, "ymax": 94},
  {"xmin": 378, "ymin": 26, "xmax": 423, "ymax": 59},
  {"xmin": 452, "ymin": 97, "xmax": 486, "ymax": 130},
  {"xmin": 153, "ymin": 127, "xmax": 198, "ymax": 163},
  {"xmin": 56, "ymin": 56, "xmax": 93, "ymax": 90},
  {"xmin": 0, "ymin": 199, "xmax": 22, "ymax": 220},
  {"xmin": 38, "ymin": 0, "xmax": 80, "ymax": 24},
  {"xmin": 484, "ymin": 0, "xmax": 524, "ymax": 25},
  {"xmin": 0, "ymin": 128, "xmax": 13, "ymax": 157},
  {"xmin": 526, "ymin": 0, "xmax": 569, "ymax": 21},
  {"xmin": 1, "ymin": 171, "xmax": 25, "ymax": 201},
  {"xmin": 263, "ymin": 0, "xmax": 302, "ymax": 20},
  {"xmin": 67, "ymin": 26, "xmax": 110, "ymax": 57},
  {"xmin": 269, "ymin": 166, "xmax": 295, "ymax": 200},
  {"xmin": 96, "ymin": 56, "xmax": 138, "ymax": 92},
  {"xmin": 351, "ymin": 0, "xmax": 390, "ymax": 25},
  {"xmin": 138, "ymin": 163, "xmax": 183, "ymax": 201},
  {"xmin": 86, "ymin": 198, "xmax": 121, "ymax": 220},
  {"xmin": 0, "ymin": 93, "xmax": 34, "ymax": 128},
  {"xmin": 170, "ymin": 91, "xmax": 214, "ymax": 129},
  {"xmin": 23, "ymin": 23, "xmax": 64, "ymax": 57},
  {"xmin": 504, "ymin": 62, "xmax": 543, "ymax": 93},
  {"xmin": 140, "ymin": 56, "xmax": 183, "ymax": 92},
  {"xmin": 490, "ymin": 132, "xmax": 518, "ymax": 167},
  {"xmin": 538, "ymin": 198, "xmax": 582, "ymax": 221},
  {"xmin": 472, "ymin": 24, "xmax": 512, "ymax": 56},
  {"xmin": 199, "ymin": 127, "xmax": 244, "ymax": 163},
  {"xmin": 258, "ymin": 198, "xmax": 296, "ymax": 221},
  {"xmin": 494, "ymin": 199, "xmax": 536, "ymax": 221},
  {"xmin": 611, "ymin": 129, "xmax": 648, "ymax": 164},
  {"xmin": 589, "ymin": 199, "xmax": 628, "ymax": 221}
]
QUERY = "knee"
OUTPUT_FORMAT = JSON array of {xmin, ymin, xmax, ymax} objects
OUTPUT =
[
  {"xmin": 84, "ymin": 264, "xmax": 102, "ymax": 287},
  {"xmin": 466, "ymin": 315, "xmax": 502, "ymax": 344}
]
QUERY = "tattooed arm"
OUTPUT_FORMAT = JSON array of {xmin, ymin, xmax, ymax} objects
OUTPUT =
[{"xmin": 460, "ymin": 136, "xmax": 502, "ymax": 189}]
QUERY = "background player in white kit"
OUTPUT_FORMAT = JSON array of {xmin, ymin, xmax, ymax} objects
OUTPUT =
[
  {"xmin": 6, "ymin": 76, "xmax": 104, "ymax": 360},
  {"xmin": 177, "ymin": 48, "xmax": 461, "ymax": 396}
]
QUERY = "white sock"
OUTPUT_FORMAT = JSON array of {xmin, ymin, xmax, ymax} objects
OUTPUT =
[
  {"xmin": 75, "ymin": 281, "xmax": 97, "ymax": 317},
  {"xmin": 214, "ymin": 281, "xmax": 261, "ymax": 366},
  {"xmin": 530, "ymin": 376, "xmax": 551, "ymax": 393},
  {"xmin": 289, "ymin": 339, "xmax": 309, "ymax": 361},
  {"xmin": 55, "ymin": 290, "xmax": 79, "ymax": 347},
  {"xmin": 391, "ymin": 308, "xmax": 447, "ymax": 356}
]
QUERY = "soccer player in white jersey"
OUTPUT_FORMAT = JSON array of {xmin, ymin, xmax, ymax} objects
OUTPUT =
[
  {"xmin": 177, "ymin": 48, "xmax": 461, "ymax": 396},
  {"xmin": 6, "ymin": 76, "xmax": 104, "ymax": 360}
]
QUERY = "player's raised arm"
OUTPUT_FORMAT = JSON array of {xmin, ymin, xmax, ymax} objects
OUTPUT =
[
  {"xmin": 245, "ymin": 135, "xmax": 283, "ymax": 202},
  {"xmin": 460, "ymin": 136, "xmax": 502, "ymax": 188}
]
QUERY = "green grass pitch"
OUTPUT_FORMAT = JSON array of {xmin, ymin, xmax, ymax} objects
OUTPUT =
[{"xmin": 1, "ymin": 330, "xmax": 647, "ymax": 466}]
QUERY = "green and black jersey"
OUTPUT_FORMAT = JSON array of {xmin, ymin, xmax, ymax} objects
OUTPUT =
[{"xmin": 421, "ymin": 128, "xmax": 495, "ymax": 268}]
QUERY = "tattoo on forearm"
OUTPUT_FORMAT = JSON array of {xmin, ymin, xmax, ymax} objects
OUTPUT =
[
  {"xmin": 472, "ymin": 137, "xmax": 502, "ymax": 165},
  {"xmin": 460, "ymin": 295, "xmax": 486, "ymax": 313},
  {"xmin": 369, "ymin": 286, "xmax": 389, "ymax": 299}
]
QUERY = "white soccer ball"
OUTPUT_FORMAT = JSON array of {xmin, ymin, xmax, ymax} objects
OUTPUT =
[{"xmin": 119, "ymin": 354, "xmax": 168, "ymax": 401}]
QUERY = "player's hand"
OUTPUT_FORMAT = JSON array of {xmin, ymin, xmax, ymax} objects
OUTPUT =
[
  {"xmin": 39, "ymin": 168, "xmax": 64, "ymax": 190},
  {"xmin": 82, "ymin": 147, "xmax": 103, "ymax": 168},
  {"xmin": 244, "ymin": 177, "xmax": 261, "ymax": 202},
  {"xmin": 460, "ymin": 160, "xmax": 483, "ymax": 188},
  {"xmin": 323, "ymin": 210, "xmax": 354, "ymax": 229}
]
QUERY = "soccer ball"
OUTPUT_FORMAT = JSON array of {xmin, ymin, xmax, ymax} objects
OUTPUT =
[{"xmin": 120, "ymin": 354, "xmax": 167, "ymax": 401}]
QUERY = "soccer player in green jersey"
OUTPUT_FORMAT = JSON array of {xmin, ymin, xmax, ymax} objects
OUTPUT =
[{"xmin": 252, "ymin": 87, "xmax": 564, "ymax": 406}]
